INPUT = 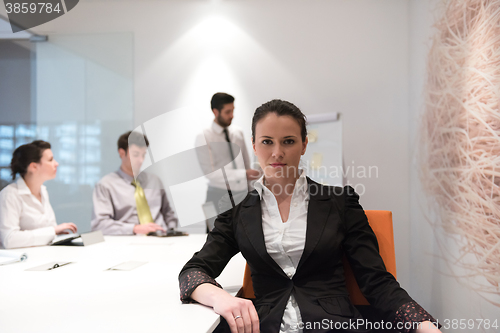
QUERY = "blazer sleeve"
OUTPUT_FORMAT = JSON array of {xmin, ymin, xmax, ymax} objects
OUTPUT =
[
  {"xmin": 178, "ymin": 206, "xmax": 240, "ymax": 303},
  {"xmin": 341, "ymin": 185, "xmax": 439, "ymax": 332}
]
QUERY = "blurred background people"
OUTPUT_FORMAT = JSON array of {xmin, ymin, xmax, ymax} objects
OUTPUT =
[
  {"xmin": 91, "ymin": 131, "xmax": 178, "ymax": 235},
  {"xmin": 0, "ymin": 140, "xmax": 77, "ymax": 249},
  {"xmin": 196, "ymin": 93, "xmax": 260, "ymax": 232}
]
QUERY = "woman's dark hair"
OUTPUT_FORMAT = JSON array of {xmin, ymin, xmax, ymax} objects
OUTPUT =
[
  {"xmin": 10, "ymin": 140, "xmax": 51, "ymax": 180},
  {"xmin": 252, "ymin": 99, "xmax": 307, "ymax": 142}
]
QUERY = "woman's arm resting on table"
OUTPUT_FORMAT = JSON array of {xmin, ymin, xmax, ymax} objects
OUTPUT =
[
  {"xmin": 191, "ymin": 283, "xmax": 259, "ymax": 333},
  {"xmin": 179, "ymin": 205, "xmax": 258, "ymax": 333}
]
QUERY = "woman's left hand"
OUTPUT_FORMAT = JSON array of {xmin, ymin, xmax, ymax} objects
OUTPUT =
[{"xmin": 54, "ymin": 223, "xmax": 78, "ymax": 234}]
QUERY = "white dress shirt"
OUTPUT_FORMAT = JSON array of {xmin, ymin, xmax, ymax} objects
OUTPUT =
[
  {"xmin": 195, "ymin": 121, "xmax": 251, "ymax": 192},
  {"xmin": 0, "ymin": 177, "xmax": 57, "ymax": 249},
  {"xmin": 254, "ymin": 170, "xmax": 309, "ymax": 333}
]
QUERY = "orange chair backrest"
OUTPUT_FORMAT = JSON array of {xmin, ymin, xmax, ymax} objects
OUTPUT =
[
  {"xmin": 343, "ymin": 210, "xmax": 396, "ymax": 305},
  {"xmin": 237, "ymin": 210, "xmax": 397, "ymax": 305}
]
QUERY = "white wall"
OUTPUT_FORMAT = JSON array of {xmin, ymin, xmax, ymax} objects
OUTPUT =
[{"xmin": 2, "ymin": 0, "xmax": 414, "ymax": 290}]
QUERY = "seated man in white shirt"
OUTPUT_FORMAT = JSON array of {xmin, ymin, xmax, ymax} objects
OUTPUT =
[
  {"xmin": 91, "ymin": 131, "xmax": 178, "ymax": 235},
  {"xmin": 195, "ymin": 93, "xmax": 260, "ymax": 231}
]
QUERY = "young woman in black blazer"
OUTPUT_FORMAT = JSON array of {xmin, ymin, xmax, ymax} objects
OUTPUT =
[{"xmin": 179, "ymin": 100, "xmax": 442, "ymax": 333}]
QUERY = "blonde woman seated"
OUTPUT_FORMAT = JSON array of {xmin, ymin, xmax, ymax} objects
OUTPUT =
[
  {"xmin": 0, "ymin": 140, "xmax": 77, "ymax": 249},
  {"xmin": 179, "ymin": 100, "xmax": 442, "ymax": 333}
]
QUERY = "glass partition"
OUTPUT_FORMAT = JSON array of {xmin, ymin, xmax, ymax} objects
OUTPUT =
[{"xmin": 33, "ymin": 33, "xmax": 134, "ymax": 233}]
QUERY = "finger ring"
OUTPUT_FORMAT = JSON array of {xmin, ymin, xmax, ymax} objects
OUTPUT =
[{"xmin": 234, "ymin": 315, "xmax": 242, "ymax": 320}]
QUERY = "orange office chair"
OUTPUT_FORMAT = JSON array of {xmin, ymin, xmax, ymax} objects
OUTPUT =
[{"xmin": 237, "ymin": 210, "xmax": 397, "ymax": 306}]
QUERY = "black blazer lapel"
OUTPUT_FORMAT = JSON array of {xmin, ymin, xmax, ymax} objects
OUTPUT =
[
  {"xmin": 240, "ymin": 191, "xmax": 288, "ymax": 278},
  {"xmin": 296, "ymin": 178, "xmax": 332, "ymax": 272}
]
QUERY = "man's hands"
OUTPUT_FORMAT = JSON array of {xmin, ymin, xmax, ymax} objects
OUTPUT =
[
  {"xmin": 54, "ymin": 223, "xmax": 78, "ymax": 235},
  {"xmin": 133, "ymin": 223, "xmax": 165, "ymax": 235}
]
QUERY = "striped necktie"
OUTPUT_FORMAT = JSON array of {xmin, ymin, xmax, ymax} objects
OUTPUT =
[{"xmin": 131, "ymin": 179, "xmax": 154, "ymax": 224}]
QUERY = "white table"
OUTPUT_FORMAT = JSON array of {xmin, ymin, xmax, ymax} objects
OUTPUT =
[{"xmin": 0, "ymin": 235, "xmax": 246, "ymax": 333}]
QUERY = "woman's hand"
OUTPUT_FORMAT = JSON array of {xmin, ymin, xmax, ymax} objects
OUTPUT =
[
  {"xmin": 213, "ymin": 293, "xmax": 259, "ymax": 333},
  {"xmin": 54, "ymin": 223, "xmax": 78, "ymax": 234},
  {"xmin": 415, "ymin": 320, "xmax": 442, "ymax": 333},
  {"xmin": 191, "ymin": 283, "xmax": 259, "ymax": 333}
]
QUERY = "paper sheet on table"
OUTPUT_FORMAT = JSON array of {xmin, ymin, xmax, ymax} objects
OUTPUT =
[{"xmin": 106, "ymin": 261, "xmax": 147, "ymax": 271}]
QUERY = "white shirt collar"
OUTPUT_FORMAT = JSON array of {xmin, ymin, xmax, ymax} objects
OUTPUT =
[
  {"xmin": 254, "ymin": 169, "xmax": 308, "ymax": 200},
  {"xmin": 117, "ymin": 168, "xmax": 134, "ymax": 183},
  {"xmin": 16, "ymin": 177, "xmax": 37, "ymax": 196},
  {"xmin": 117, "ymin": 167, "xmax": 149, "ymax": 186},
  {"xmin": 211, "ymin": 120, "xmax": 226, "ymax": 134}
]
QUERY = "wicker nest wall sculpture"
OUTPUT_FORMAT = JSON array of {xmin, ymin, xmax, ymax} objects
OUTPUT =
[{"xmin": 420, "ymin": 0, "xmax": 500, "ymax": 298}]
